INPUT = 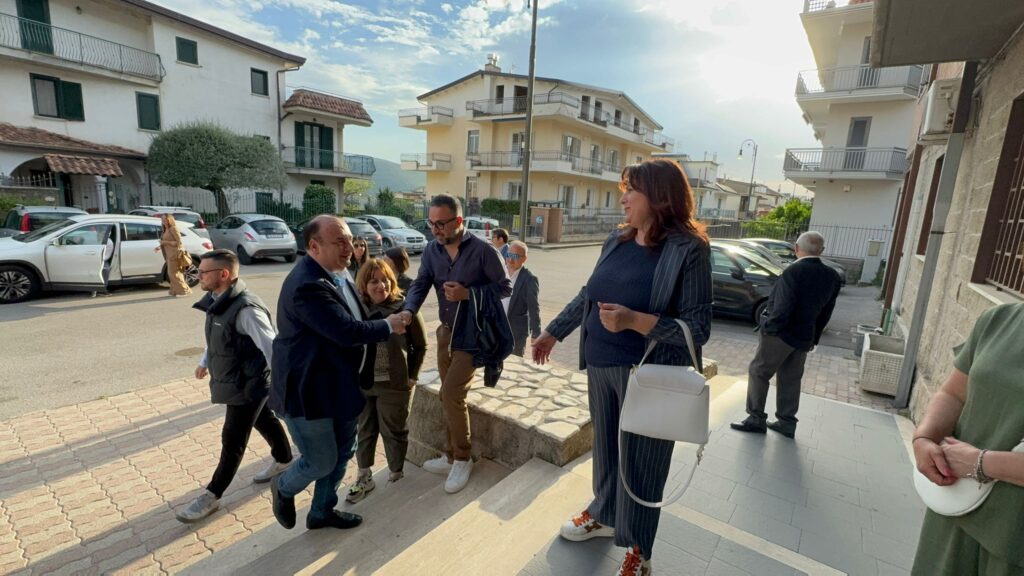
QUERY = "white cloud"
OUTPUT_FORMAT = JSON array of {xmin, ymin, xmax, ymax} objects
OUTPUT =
[{"xmin": 441, "ymin": 3, "xmax": 454, "ymax": 13}]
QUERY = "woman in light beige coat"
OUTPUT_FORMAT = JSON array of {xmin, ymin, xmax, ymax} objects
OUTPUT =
[{"xmin": 160, "ymin": 214, "xmax": 192, "ymax": 297}]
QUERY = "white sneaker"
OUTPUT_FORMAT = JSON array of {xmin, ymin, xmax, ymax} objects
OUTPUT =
[
  {"xmin": 560, "ymin": 510, "xmax": 615, "ymax": 541},
  {"xmin": 176, "ymin": 490, "xmax": 219, "ymax": 523},
  {"xmin": 253, "ymin": 459, "xmax": 293, "ymax": 484},
  {"xmin": 345, "ymin": 468, "xmax": 376, "ymax": 503},
  {"xmin": 423, "ymin": 456, "xmax": 453, "ymax": 475},
  {"xmin": 444, "ymin": 459, "xmax": 474, "ymax": 494},
  {"xmin": 618, "ymin": 546, "xmax": 652, "ymax": 576}
]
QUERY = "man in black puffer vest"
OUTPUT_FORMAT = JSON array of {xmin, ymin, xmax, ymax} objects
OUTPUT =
[{"xmin": 175, "ymin": 249, "xmax": 293, "ymax": 523}]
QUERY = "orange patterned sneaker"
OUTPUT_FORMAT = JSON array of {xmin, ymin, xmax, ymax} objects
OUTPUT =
[
  {"xmin": 618, "ymin": 546, "xmax": 652, "ymax": 576},
  {"xmin": 559, "ymin": 510, "xmax": 614, "ymax": 542}
]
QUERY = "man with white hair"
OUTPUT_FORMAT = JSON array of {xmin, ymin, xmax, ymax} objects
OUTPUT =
[
  {"xmin": 502, "ymin": 240, "xmax": 541, "ymax": 357},
  {"xmin": 731, "ymin": 231, "xmax": 842, "ymax": 438}
]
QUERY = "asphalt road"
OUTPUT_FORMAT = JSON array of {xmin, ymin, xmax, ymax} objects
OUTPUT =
[{"xmin": 0, "ymin": 244, "xmax": 880, "ymax": 419}]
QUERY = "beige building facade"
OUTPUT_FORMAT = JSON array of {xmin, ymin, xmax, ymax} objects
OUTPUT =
[
  {"xmin": 872, "ymin": 2, "xmax": 1024, "ymax": 418},
  {"xmin": 399, "ymin": 59, "xmax": 674, "ymax": 214}
]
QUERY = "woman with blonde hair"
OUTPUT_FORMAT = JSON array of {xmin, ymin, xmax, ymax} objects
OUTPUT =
[
  {"xmin": 160, "ymin": 214, "xmax": 192, "ymax": 297},
  {"xmin": 346, "ymin": 258, "xmax": 427, "ymax": 502}
]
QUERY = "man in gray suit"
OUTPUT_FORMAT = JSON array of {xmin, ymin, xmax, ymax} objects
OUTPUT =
[
  {"xmin": 502, "ymin": 241, "xmax": 541, "ymax": 357},
  {"xmin": 731, "ymin": 231, "xmax": 842, "ymax": 438}
]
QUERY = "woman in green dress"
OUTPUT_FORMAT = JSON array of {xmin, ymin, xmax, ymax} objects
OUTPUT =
[{"xmin": 911, "ymin": 302, "xmax": 1024, "ymax": 575}]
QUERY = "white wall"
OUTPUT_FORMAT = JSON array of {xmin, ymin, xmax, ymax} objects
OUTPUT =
[
  {"xmin": 820, "ymin": 101, "xmax": 916, "ymax": 149},
  {"xmin": 152, "ymin": 18, "xmax": 284, "ymax": 143},
  {"xmin": 809, "ymin": 180, "xmax": 898, "ymax": 228},
  {"xmin": 835, "ymin": 21, "xmax": 872, "ymax": 68}
]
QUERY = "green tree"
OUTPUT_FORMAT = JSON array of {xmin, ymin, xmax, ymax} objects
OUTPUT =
[
  {"xmin": 342, "ymin": 179, "xmax": 371, "ymax": 209},
  {"xmin": 146, "ymin": 122, "xmax": 286, "ymax": 218},
  {"xmin": 303, "ymin": 184, "xmax": 336, "ymax": 216},
  {"xmin": 765, "ymin": 198, "xmax": 812, "ymax": 225},
  {"xmin": 376, "ymin": 187, "xmax": 396, "ymax": 212}
]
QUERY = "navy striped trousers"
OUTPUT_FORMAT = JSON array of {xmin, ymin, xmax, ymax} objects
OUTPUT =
[{"xmin": 586, "ymin": 365, "xmax": 675, "ymax": 560}]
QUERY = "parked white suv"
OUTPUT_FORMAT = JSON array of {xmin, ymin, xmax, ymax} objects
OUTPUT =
[{"xmin": 0, "ymin": 214, "xmax": 212, "ymax": 304}]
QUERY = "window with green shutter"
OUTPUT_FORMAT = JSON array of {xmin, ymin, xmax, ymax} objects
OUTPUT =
[
  {"xmin": 29, "ymin": 73, "xmax": 83, "ymax": 121},
  {"xmin": 136, "ymin": 93, "xmax": 160, "ymax": 131},
  {"xmin": 251, "ymin": 68, "xmax": 268, "ymax": 96},
  {"xmin": 175, "ymin": 37, "xmax": 198, "ymax": 65}
]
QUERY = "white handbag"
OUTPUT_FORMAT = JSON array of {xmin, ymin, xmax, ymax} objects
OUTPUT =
[
  {"xmin": 912, "ymin": 439, "xmax": 1024, "ymax": 516},
  {"xmin": 619, "ymin": 319, "xmax": 710, "ymax": 508}
]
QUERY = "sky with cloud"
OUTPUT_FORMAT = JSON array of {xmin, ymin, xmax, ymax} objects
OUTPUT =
[{"xmin": 153, "ymin": 0, "xmax": 822, "ymax": 194}]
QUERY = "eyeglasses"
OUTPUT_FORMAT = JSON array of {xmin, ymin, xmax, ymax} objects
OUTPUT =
[
  {"xmin": 427, "ymin": 216, "xmax": 458, "ymax": 230},
  {"xmin": 506, "ymin": 253, "xmax": 524, "ymax": 261},
  {"xmin": 198, "ymin": 268, "xmax": 226, "ymax": 276}
]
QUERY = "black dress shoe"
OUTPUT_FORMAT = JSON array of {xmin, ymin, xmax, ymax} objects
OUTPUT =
[
  {"xmin": 271, "ymin": 476, "xmax": 295, "ymax": 529},
  {"xmin": 767, "ymin": 421, "xmax": 796, "ymax": 439},
  {"xmin": 730, "ymin": 418, "xmax": 767, "ymax": 434},
  {"xmin": 307, "ymin": 510, "xmax": 363, "ymax": 530}
]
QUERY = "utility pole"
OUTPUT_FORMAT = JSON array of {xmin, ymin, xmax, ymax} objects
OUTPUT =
[
  {"xmin": 518, "ymin": 0, "xmax": 539, "ymax": 241},
  {"xmin": 738, "ymin": 139, "xmax": 758, "ymax": 218}
]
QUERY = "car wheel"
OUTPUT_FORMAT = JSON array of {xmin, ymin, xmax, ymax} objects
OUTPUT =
[
  {"xmin": 0, "ymin": 265, "xmax": 39, "ymax": 304},
  {"xmin": 382, "ymin": 237, "xmax": 393, "ymax": 249},
  {"xmin": 753, "ymin": 300, "xmax": 769, "ymax": 325},
  {"xmin": 237, "ymin": 245, "xmax": 253, "ymax": 266},
  {"xmin": 184, "ymin": 259, "xmax": 200, "ymax": 288},
  {"xmin": 284, "ymin": 252, "xmax": 296, "ymax": 263}
]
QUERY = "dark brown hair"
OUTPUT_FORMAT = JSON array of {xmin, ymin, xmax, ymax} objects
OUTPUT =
[
  {"xmin": 384, "ymin": 246, "xmax": 410, "ymax": 276},
  {"xmin": 618, "ymin": 158, "xmax": 707, "ymax": 245}
]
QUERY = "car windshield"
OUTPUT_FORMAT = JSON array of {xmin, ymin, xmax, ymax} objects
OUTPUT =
[
  {"xmin": 249, "ymin": 219, "xmax": 290, "ymax": 236},
  {"xmin": 28, "ymin": 212, "xmax": 80, "ymax": 230},
  {"xmin": 376, "ymin": 216, "xmax": 407, "ymax": 229},
  {"xmin": 171, "ymin": 213, "xmax": 201, "ymax": 226},
  {"xmin": 732, "ymin": 247, "xmax": 784, "ymax": 276},
  {"xmin": 347, "ymin": 221, "xmax": 375, "ymax": 235},
  {"xmin": 13, "ymin": 219, "xmax": 77, "ymax": 242}
]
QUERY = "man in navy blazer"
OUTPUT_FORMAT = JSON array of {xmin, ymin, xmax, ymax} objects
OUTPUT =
[
  {"xmin": 731, "ymin": 231, "xmax": 842, "ymax": 438},
  {"xmin": 268, "ymin": 215, "xmax": 406, "ymax": 531}
]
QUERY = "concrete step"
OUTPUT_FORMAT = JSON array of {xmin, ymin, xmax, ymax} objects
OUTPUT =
[
  {"xmin": 181, "ymin": 458, "xmax": 510, "ymax": 575},
  {"xmin": 376, "ymin": 456, "xmax": 592, "ymax": 575}
]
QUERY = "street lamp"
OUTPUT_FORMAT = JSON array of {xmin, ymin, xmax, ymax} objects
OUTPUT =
[{"xmin": 738, "ymin": 139, "xmax": 758, "ymax": 219}]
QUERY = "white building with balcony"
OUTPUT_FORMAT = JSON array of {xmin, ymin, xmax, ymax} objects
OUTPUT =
[
  {"xmin": 785, "ymin": 0, "xmax": 920, "ymax": 282},
  {"xmin": 397, "ymin": 57, "xmax": 675, "ymax": 215},
  {"xmin": 0, "ymin": 0, "xmax": 373, "ymax": 216}
]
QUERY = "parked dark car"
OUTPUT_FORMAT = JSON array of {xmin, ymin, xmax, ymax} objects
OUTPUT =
[
  {"xmin": 290, "ymin": 217, "xmax": 383, "ymax": 256},
  {"xmin": 411, "ymin": 219, "xmax": 432, "ymax": 237},
  {"xmin": 741, "ymin": 237, "xmax": 847, "ymax": 286},
  {"xmin": 709, "ymin": 240, "xmax": 784, "ymax": 323}
]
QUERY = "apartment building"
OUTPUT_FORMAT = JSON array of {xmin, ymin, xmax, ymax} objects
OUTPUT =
[
  {"xmin": 0, "ymin": 0, "xmax": 373, "ymax": 215},
  {"xmin": 784, "ymin": 0, "xmax": 921, "ymax": 282},
  {"xmin": 398, "ymin": 57, "xmax": 674, "ymax": 214},
  {"xmin": 871, "ymin": 2, "xmax": 1024, "ymax": 416}
]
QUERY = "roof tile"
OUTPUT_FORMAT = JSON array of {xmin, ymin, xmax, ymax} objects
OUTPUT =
[{"xmin": 283, "ymin": 90, "xmax": 373, "ymax": 123}]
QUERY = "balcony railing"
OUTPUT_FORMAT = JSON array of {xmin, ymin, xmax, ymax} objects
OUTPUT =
[
  {"xmin": 282, "ymin": 147, "xmax": 376, "ymax": 177},
  {"xmin": 578, "ymin": 106, "xmax": 611, "ymax": 127},
  {"xmin": 397, "ymin": 105, "xmax": 453, "ymax": 120},
  {"xmin": 0, "ymin": 12, "xmax": 164, "ymax": 81},
  {"xmin": 698, "ymin": 208, "xmax": 738, "ymax": 220},
  {"xmin": 803, "ymin": 0, "xmax": 871, "ymax": 13},
  {"xmin": 466, "ymin": 92, "xmax": 579, "ymax": 116},
  {"xmin": 784, "ymin": 147, "xmax": 907, "ymax": 175},
  {"xmin": 472, "ymin": 150, "xmax": 611, "ymax": 176},
  {"xmin": 643, "ymin": 131, "xmax": 675, "ymax": 150},
  {"xmin": 796, "ymin": 65, "xmax": 923, "ymax": 95},
  {"xmin": 400, "ymin": 153, "xmax": 451, "ymax": 169}
]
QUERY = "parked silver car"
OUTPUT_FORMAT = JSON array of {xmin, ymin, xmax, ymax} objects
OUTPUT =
[
  {"xmin": 209, "ymin": 214, "xmax": 297, "ymax": 264},
  {"xmin": 1, "ymin": 205, "xmax": 88, "ymax": 238},
  {"xmin": 360, "ymin": 215, "xmax": 427, "ymax": 254}
]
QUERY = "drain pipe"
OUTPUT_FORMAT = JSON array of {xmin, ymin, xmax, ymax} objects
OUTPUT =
[{"xmin": 893, "ymin": 61, "xmax": 978, "ymax": 409}]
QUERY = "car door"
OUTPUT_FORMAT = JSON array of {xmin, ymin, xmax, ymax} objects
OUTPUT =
[
  {"xmin": 710, "ymin": 248, "xmax": 747, "ymax": 314},
  {"xmin": 44, "ymin": 224, "xmax": 113, "ymax": 289},
  {"xmin": 210, "ymin": 217, "xmax": 238, "ymax": 249},
  {"xmin": 119, "ymin": 222, "xmax": 165, "ymax": 277}
]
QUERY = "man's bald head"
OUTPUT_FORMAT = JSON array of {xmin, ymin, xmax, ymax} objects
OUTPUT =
[{"xmin": 305, "ymin": 214, "xmax": 353, "ymax": 272}]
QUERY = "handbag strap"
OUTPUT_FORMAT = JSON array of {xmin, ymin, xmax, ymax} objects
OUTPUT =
[
  {"xmin": 638, "ymin": 318, "xmax": 702, "ymax": 374},
  {"xmin": 618, "ymin": 427, "xmax": 705, "ymax": 509}
]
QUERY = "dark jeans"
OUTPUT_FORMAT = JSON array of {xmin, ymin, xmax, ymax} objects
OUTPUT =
[
  {"xmin": 207, "ymin": 398, "xmax": 292, "ymax": 498},
  {"xmin": 746, "ymin": 333, "xmax": 809, "ymax": 430},
  {"xmin": 277, "ymin": 415, "xmax": 358, "ymax": 520}
]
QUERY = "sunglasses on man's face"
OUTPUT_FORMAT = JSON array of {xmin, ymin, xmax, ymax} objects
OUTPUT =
[{"xmin": 507, "ymin": 253, "xmax": 524, "ymax": 261}]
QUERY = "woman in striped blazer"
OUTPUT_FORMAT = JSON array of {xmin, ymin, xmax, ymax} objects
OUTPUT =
[{"xmin": 532, "ymin": 159, "xmax": 713, "ymax": 576}]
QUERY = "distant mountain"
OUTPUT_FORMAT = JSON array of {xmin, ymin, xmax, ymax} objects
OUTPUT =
[{"xmin": 369, "ymin": 157, "xmax": 425, "ymax": 195}]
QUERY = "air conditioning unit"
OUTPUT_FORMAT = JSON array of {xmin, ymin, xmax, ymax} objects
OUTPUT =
[{"xmin": 919, "ymin": 78, "xmax": 959, "ymax": 144}]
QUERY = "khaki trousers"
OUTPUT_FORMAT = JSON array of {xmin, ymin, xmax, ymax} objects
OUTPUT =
[{"xmin": 436, "ymin": 325, "xmax": 477, "ymax": 461}]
